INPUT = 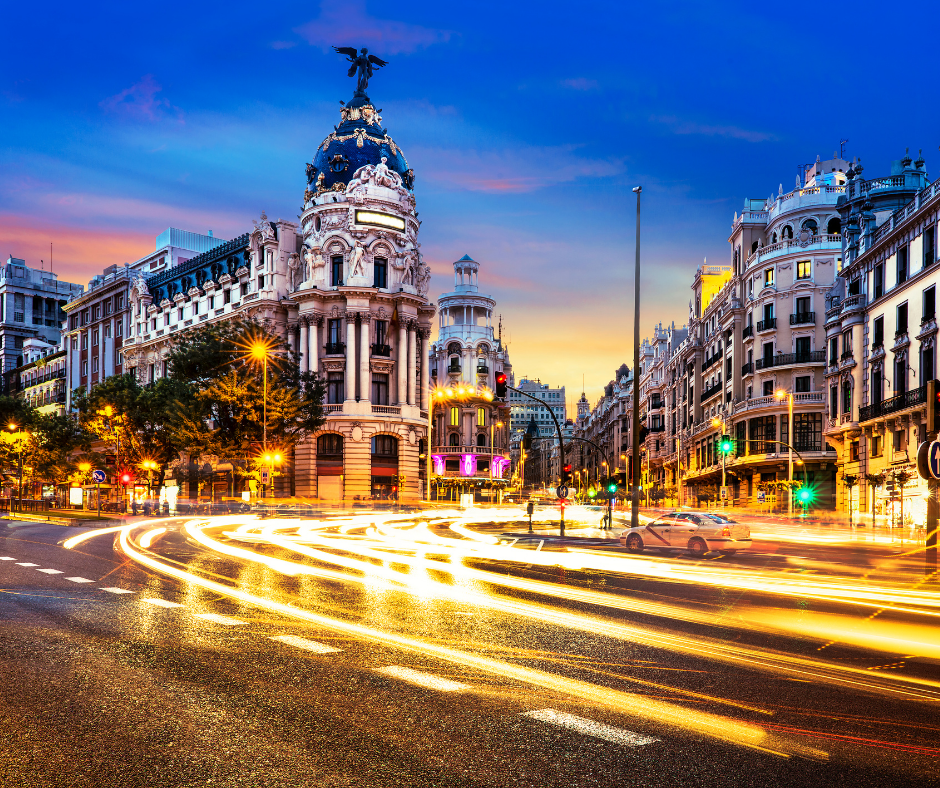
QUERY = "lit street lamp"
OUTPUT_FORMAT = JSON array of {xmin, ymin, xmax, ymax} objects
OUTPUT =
[
  {"xmin": 261, "ymin": 452, "xmax": 282, "ymax": 500},
  {"xmin": 250, "ymin": 340, "xmax": 273, "ymax": 454}
]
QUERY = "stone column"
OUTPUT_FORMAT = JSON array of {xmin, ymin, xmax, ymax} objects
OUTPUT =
[
  {"xmin": 462, "ymin": 346, "xmax": 472, "ymax": 382},
  {"xmin": 419, "ymin": 330, "xmax": 429, "ymax": 410},
  {"xmin": 287, "ymin": 324, "xmax": 296, "ymax": 355},
  {"xmin": 299, "ymin": 321, "xmax": 308, "ymax": 373},
  {"xmin": 398, "ymin": 322, "xmax": 408, "ymax": 404},
  {"xmin": 345, "ymin": 316, "xmax": 357, "ymax": 401},
  {"xmin": 360, "ymin": 316, "xmax": 370, "ymax": 402},
  {"xmin": 310, "ymin": 318, "xmax": 319, "ymax": 374},
  {"xmin": 407, "ymin": 323, "xmax": 417, "ymax": 405}
]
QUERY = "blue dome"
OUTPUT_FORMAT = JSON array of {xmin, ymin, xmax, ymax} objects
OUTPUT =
[{"xmin": 311, "ymin": 96, "xmax": 413, "ymax": 193}]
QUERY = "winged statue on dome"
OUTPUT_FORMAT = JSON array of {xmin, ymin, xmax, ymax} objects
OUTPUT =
[{"xmin": 333, "ymin": 46, "xmax": 388, "ymax": 95}]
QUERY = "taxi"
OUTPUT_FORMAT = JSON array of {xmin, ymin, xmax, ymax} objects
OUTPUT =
[{"xmin": 619, "ymin": 511, "xmax": 752, "ymax": 557}]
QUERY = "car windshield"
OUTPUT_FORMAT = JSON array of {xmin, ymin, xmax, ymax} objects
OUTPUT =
[{"xmin": 701, "ymin": 514, "xmax": 737, "ymax": 523}]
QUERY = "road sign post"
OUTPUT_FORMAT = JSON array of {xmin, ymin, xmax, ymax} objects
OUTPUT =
[
  {"xmin": 917, "ymin": 432, "xmax": 940, "ymax": 578},
  {"xmin": 91, "ymin": 470, "xmax": 106, "ymax": 519}
]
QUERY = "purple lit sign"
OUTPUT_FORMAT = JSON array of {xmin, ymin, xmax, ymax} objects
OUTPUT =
[
  {"xmin": 432, "ymin": 455, "xmax": 446, "ymax": 475},
  {"xmin": 460, "ymin": 454, "xmax": 477, "ymax": 476},
  {"xmin": 491, "ymin": 456, "xmax": 510, "ymax": 479}
]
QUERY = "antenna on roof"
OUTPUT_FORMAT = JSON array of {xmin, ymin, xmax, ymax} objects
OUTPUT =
[{"xmin": 840, "ymin": 139, "xmax": 848, "ymax": 159}]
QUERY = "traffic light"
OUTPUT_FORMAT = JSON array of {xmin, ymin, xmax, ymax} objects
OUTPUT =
[
  {"xmin": 607, "ymin": 478, "xmax": 618, "ymax": 494},
  {"xmin": 120, "ymin": 473, "xmax": 132, "ymax": 485},
  {"xmin": 719, "ymin": 435, "xmax": 733, "ymax": 454},
  {"xmin": 587, "ymin": 486, "xmax": 597, "ymax": 498},
  {"xmin": 495, "ymin": 372, "xmax": 508, "ymax": 399},
  {"xmin": 561, "ymin": 464, "xmax": 572, "ymax": 486},
  {"xmin": 797, "ymin": 488, "xmax": 813, "ymax": 504}
]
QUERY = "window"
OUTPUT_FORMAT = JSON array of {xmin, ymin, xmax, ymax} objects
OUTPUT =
[
  {"xmin": 449, "ymin": 432, "xmax": 460, "ymax": 446},
  {"xmin": 830, "ymin": 385, "xmax": 838, "ymax": 418},
  {"xmin": 450, "ymin": 407, "xmax": 459, "ymax": 427},
  {"xmin": 893, "ymin": 429, "xmax": 904, "ymax": 452},
  {"xmin": 477, "ymin": 407, "xmax": 486, "ymax": 427},
  {"xmin": 115, "ymin": 319, "xmax": 122, "ymax": 337},
  {"xmin": 782, "ymin": 225, "xmax": 793, "ymax": 240},
  {"xmin": 764, "ymin": 268, "xmax": 774, "ymax": 287},
  {"xmin": 92, "ymin": 357, "xmax": 99, "ymax": 373},
  {"xmin": 793, "ymin": 413, "xmax": 821, "ymax": 452},
  {"xmin": 897, "ymin": 302, "xmax": 908, "ymax": 335},
  {"xmin": 871, "ymin": 367, "xmax": 883, "ymax": 406},
  {"xmin": 257, "ymin": 276, "xmax": 264, "ymax": 291},
  {"xmin": 374, "ymin": 320, "xmax": 387, "ymax": 346},
  {"xmin": 328, "ymin": 318, "xmax": 342, "ymax": 345},
  {"xmin": 897, "ymin": 245, "xmax": 909, "ymax": 284},
  {"xmin": 873, "ymin": 316, "xmax": 884, "ymax": 347},
  {"xmin": 13, "ymin": 294, "xmax": 24, "ymax": 323},
  {"xmin": 796, "ymin": 260, "xmax": 811, "ymax": 280},
  {"xmin": 924, "ymin": 285, "xmax": 936, "ymax": 322},
  {"xmin": 850, "ymin": 441, "xmax": 860, "ymax": 462},
  {"xmin": 870, "ymin": 435, "xmax": 882, "ymax": 458},
  {"xmin": 827, "ymin": 217, "xmax": 841, "ymax": 235},
  {"xmin": 829, "ymin": 336, "xmax": 838, "ymax": 364},
  {"xmin": 848, "ymin": 278, "xmax": 861, "ymax": 295},
  {"xmin": 926, "ymin": 226, "xmax": 937, "ymax": 267},
  {"xmin": 81, "ymin": 361, "xmax": 87, "ymax": 376},
  {"xmin": 923, "ymin": 343, "xmax": 935, "ymax": 383},
  {"xmin": 93, "ymin": 329, "xmax": 99, "ymax": 346},
  {"xmin": 796, "ymin": 336, "xmax": 811, "ymax": 359},
  {"xmin": 318, "ymin": 433, "xmax": 343, "ymax": 456},
  {"xmin": 93, "ymin": 305, "xmax": 100, "ymax": 320},
  {"xmin": 81, "ymin": 333, "xmax": 88, "ymax": 350},
  {"xmin": 802, "ymin": 219, "xmax": 818, "ymax": 236},
  {"xmin": 223, "ymin": 288, "xmax": 231, "ymax": 305},
  {"xmin": 327, "ymin": 373, "xmax": 344, "ymax": 404},
  {"xmin": 795, "ymin": 375, "xmax": 811, "ymax": 393},
  {"xmin": 894, "ymin": 355, "xmax": 907, "ymax": 395},
  {"xmin": 874, "ymin": 263, "xmax": 884, "ymax": 299},
  {"xmin": 796, "ymin": 296, "xmax": 811, "ymax": 315},
  {"xmin": 842, "ymin": 332, "xmax": 852, "ymax": 357},
  {"xmin": 373, "ymin": 257, "xmax": 387, "ymax": 289},
  {"xmin": 331, "ymin": 255, "xmax": 343, "ymax": 286},
  {"xmin": 193, "ymin": 300, "xmax": 199, "ymax": 316},
  {"xmin": 763, "ymin": 303, "xmax": 774, "ymax": 323},
  {"xmin": 116, "ymin": 295, "xmax": 124, "ymax": 309},
  {"xmin": 371, "ymin": 373, "xmax": 389, "ymax": 405},
  {"xmin": 178, "ymin": 308, "xmax": 184, "ymax": 321},
  {"xmin": 762, "ymin": 380, "xmax": 774, "ymax": 396},
  {"xmin": 842, "ymin": 381, "xmax": 852, "ymax": 415}
]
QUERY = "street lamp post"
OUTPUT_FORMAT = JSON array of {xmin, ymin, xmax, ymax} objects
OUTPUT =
[
  {"xmin": 776, "ymin": 389, "xmax": 794, "ymax": 518},
  {"xmin": 7, "ymin": 423, "xmax": 22, "ymax": 512},
  {"xmin": 631, "ymin": 185, "xmax": 642, "ymax": 530}
]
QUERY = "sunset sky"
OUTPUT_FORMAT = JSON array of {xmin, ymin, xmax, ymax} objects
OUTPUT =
[{"xmin": 3, "ymin": 0, "xmax": 937, "ymax": 414}]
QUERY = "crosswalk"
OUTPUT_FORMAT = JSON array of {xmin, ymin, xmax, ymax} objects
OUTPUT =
[{"xmin": 1, "ymin": 550, "xmax": 663, "ymax": 750}]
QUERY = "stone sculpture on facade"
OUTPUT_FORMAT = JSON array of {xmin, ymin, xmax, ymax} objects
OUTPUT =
[
  {"xmin": 349, "ymin": 240, "xmax": 367, "ymax": 279},
  {"xmin": 333, "ymin": 46, "xmax": 388, "ymax": 96},
  {"xmin": 287, "ymin": 252, "xmax": 303, "ymax": 291},
  {"xmin": 302, "ymin": 245, "xmax": 326, "ymax": 288},
  {"xmin": 253, "ymin": 211, "xmax": 275, "ymax": 240}
]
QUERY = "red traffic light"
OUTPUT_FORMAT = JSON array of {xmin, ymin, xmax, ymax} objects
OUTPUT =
[
  {"xmin": 563, "ymin": 464, "xmax": 572, "ymax": 473},
  {"xmin": 495, "ymin": 372, "xmax": 508, "ymax": 398},
  {"xmin": 120, "ymin": 473, "xmax": 132, "ymax": 484}
]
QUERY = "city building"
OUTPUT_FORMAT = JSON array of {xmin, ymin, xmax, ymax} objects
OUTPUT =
[
  {"xmin": 428, "ymin": 254, "xmax": 511, "ymax": 500},
  {"xmin": 825, "ymin": 150, "xmax": 936, "ymax": 522},
  {"xmin": 62, "ymin": 228, "xmax": 224, "ymax": 407},
  {"xmin": 573, "ymin": 365, "xmax": 631, "ymax": 495},
  {"xmin": 509, "ymin": 377, "xmax": 567, "ymax": 454},
  {"xmin": 4, "ymin": 345, "xmax": 67, "ymax": 416},
  {"xmin": 0, "ymin": 257, "xmax": 82, "ymax": 373}
]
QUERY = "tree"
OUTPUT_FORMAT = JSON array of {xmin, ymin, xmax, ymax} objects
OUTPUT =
[
  {"xmin": 844, "ymin": 474, "xmax": 858, "ymax": 526},
  {"xmin": 167, "ymin": 317, "xmax": 326, "ymax": 477},
  {"xmin": 864, "ymin": 472, "xmax": 885, "ymax": 529},
  {"xmin": 891, "ymin": 469, "xmax": 914, "ymax": 529}
]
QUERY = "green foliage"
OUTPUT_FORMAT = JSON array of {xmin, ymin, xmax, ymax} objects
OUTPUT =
[{"xmin": 166, "ymin": 317, "xmax": 326, "ymax": 460}]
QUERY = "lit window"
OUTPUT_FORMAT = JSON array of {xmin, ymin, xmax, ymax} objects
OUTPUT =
[
  {"xmin": 764, "ymin": 268, "xmax": 774, "ymax": 287},
  {"xmin": 477, "ymin": 407, "xmax": 485, "ymax": 427},
  {"xmin": 450, "ymin": 407, "xmax": 459, "ymax": 426},
  {"xmin": 796, "ymin": 260, "xmax": 811, "ymax": 280}
]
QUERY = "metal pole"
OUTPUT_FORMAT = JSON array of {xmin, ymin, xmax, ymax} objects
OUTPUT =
[
  {"xmin": 96, "ymin": 482, "xmax": 101, "ymax": 519},
  {"xmin": 263, "ymin": 354, "xmax": 267, "ymax": 500},
  {"xmin": 788, "ymin": 392, "xmax": 794, "ymax": 519},
  {"xmin": 426, "ymin": 400, "xmax": 433, "ymax": 503},
  {"xmin": 631, "ymin": 185, "xmax": 642, "ymax": 529}
]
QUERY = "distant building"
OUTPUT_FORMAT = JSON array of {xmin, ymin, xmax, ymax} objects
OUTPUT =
[
  {"xmin": 5, "ymin": 348, "xmax": 67, "ymax": 416},
  {"xmin": 0, "ymin": 257, "xmax": 82, "ymax": 373}
]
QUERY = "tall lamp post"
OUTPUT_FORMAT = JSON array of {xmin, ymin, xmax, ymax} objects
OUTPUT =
[
  {"xmin": 775, "ymin": 389, "xmax": 794, "ymax": 518},
  {"xmin": 631, "ymin": 185, "xmax": 642, "ymax": 529},
  {"xmin": 7, "ymin": 423, "xmax": 24, "ymax": 512}
]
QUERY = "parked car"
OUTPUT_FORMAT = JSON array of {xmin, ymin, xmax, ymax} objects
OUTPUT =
[{"xmin": 619, "ymin": 511, "xmax": 752, "ymax": 557}]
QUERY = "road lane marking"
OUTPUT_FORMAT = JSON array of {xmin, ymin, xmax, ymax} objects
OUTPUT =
[
  {"xmin": 194, "ymin": 613, "xmax": 246, "ymax": 626},
  {"xmin": 522, "ymin": 709, "xmax": 661, "ymax": 746},
  {"xmin": 65, "ymin": 577, "xmax": 94, "ymax": 583},
  {"xmin": 0, "ymin": 557, "xmax": 16, "ymax": 560},
  {"xmin": 142, "ymin": 598, "xmax": 182, "ymax": 608},
  {"xmin": 101, "ymin": 587, "xmax": 135, "ymax": 594},
  {"xmin": 374, "ymin": 665, "xmax": 470, "ymax": 692},
  {"xmin": 16, "ymin": 563, "xmax": 39, "ymax": 567},
  {"xmin": 36, "ymin": 568, "xmax": 63, "ymax": 574},
  {"xmin": 269, "ymin": 635, "xmax": 342, "ymax": 653}
]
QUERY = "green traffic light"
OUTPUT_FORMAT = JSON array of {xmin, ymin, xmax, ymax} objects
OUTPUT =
[
  {"xmin": 588, "ymin": 487, "xmax": 596, "ymax": 498},
  {"xmin": 798, "ymin": 489, "xmax": 813, "ymax": 503},
  {"xmin": 720, "ymin": 441, "xmax": 732, "ymax": 453},
  {"xmin": 607, "ymin": 483, "xmax": 617, "ymax": 493}
]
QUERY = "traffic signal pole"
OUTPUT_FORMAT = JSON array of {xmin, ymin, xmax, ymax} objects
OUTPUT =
[
  {"xmin": 925, "ymin": 380, "xmax": 938, "ymax": 579},
  {"xmin": 631, "ymin": 186, "xmax": 642, "ymax": 531}
]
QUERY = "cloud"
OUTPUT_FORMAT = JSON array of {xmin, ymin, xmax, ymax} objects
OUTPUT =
[
  {"xmin": 295, "ymin": 0, "xmax": 451, "ymax": 55},
  {"xmin": 649, "ymin": 114, "xmax": 775, "ymax": 143},
  {"xmin": 270, "ymin": 40, "xmax": 297, "ymax": 50},
  {"xmin": 560, "ymin": 78, "xmax": 599, "ymax": 91},
  {"xmin": 414, "ymin": 145, "xmax": 624, "ymax": 193},
  {"xmin": 100, "ymin": 75, "xmax": 183, "ymax": 124}
]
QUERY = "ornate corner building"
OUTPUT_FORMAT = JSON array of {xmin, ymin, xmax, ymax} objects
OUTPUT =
[{"xmin": 120, "ymin": 84, "xmax": 435, "ymax": 503}]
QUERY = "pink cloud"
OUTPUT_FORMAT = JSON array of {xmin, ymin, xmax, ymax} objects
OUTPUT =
[
  {"xmin": 295, "ymin": 0, "xmax": 451, "ymax": 55},
  {"xmin": 100, "ymin": 75, "xmax": 184, "ymax": 124},
  {"xmin": 413, "ymin": 145, "xmax": 624, "ymax": 194}
]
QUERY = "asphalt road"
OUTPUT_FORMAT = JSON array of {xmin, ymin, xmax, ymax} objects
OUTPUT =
[{"xmin": 0, "ymin": 516, "xmax": 938, "ymax": 788}]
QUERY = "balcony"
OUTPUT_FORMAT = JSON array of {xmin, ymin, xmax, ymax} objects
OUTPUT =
[
  {"xmin": 476, "ymin": 364, "xmax": 489, "ymax": 375},
  {"xmin": 325, "ymin": 342, "xmax": 345, "ymax": 355},
  {"xmin": 700, "ymin": 382, "xmax": 723, "ymax": 402},
  {"xmin": 447, "ymin": 364, "xmax": 461, "ymax": 374},
  {"xmin": 840, "ymin": 350, "xmax": 855, "ymax": 362},
  {"xmin": 789, "ymin": 312, "xmax": 815, "ymax": 326},
  {"xmin": 649, "ymin": 423, "xmax": 665, "ymax": 433},
  {"xmin": 701, "ymin": 352, "xmax": 722, "ymax": 372},
  {"xmin": 650, "ymin": 398, "xmax": 663, "ymax": 410},
  {"xmin": 371, "ymin": 343, "xmax": 391, "ymax": 357},
  {"xmin": 754, "ymin": 350, "xmax": 825, "ymax": 370},
  {"xmin": 859, "ymin": 383, "xmax": 927, "ymax": 422},
  {"xmin": 741, "ymin": 361, "xmax": 754, "ymax": 376},
  {"xmin": 742, "ymin": 324, "xmax": 754, "ymax": 340},
  {"xmin": 756, "ymin": 318, "xmax": 777, "ymax": 332}
]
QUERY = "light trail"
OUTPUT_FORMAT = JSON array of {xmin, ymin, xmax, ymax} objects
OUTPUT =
[{"xmin": 116, "ymin": 524, "xmax": 826, "ymax": 760}]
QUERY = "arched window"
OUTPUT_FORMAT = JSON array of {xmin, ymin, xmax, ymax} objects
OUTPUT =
[
  {"xmin": 841, "ymin": 381, "xmax": 852, "ymax": 416},
  {"xmin": 449, "ymin": 432, "xmax": 460, "ymax": 446},
  {"xmin": 751, "ymin": 241, "xmax": 759, "ymax": 254},
  {"xmin": 317, "ymin": 433, "xmax": 343, "ymax": 456},
  {"xmin": 802, "ymin": 219, "xmax": 818, "ymax": 236},
  {"xmin": 782, "ymin": 226, "xmax": 793, "ymax": 240},
  {"xmin": 371, "ymin": 435, "xmax": 398, "ymax": 456},
  {"xmin": 871, "ymin": 366, "xmax": 883, "ymax": 406},
  {"xmin": 771, "ymin": 232, "xmax": 778, "ymax": 244},
  {"xmin": 827, "ymin": 217, "xmax": 841, "ymax": 235},
  {"xmin": 447, "ymin": 342, "xmax": 461, "ymax": 356},
  {"xmin": 476, "ymin": 433, "xmax": 486, "ymax": 447}
]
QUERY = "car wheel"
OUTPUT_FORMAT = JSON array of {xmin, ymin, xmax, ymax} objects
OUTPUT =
[
  {"xmin": 625, "ymin": 534, "xmax": 644, "ymax": 553},
  {"xmin": 688, "ymin": 538, "xmax": 708, "ymax": 558}
]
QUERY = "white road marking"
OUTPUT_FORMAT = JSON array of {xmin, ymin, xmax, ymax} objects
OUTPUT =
[
  {"xmin": 269, "ymin": 635, "xmax": 341, "ymax": 654},
  {"xmin": 374, "ymin": 666, "xmax": 470, "ymax": 692},
  {"xmin": 36, "ymin": 568, "xmax": 63, "ymax": 574},
  {"xmin": 0, "ymin": 557, "xmax": 16, "ymax": 561},
  {"xmin": 522, "ymin": 709, "xmax": 661, "ymax": 746},
  {"xmin": 194, "ymin": 613, "xmax": 246, "ymax": 626},
  {"xmin": 101, "ymin": 587, "xmax": 135, "ymax": 594},
  {"xmin": 142, "ymin": 598, "xmax": 182, "ymax": 608},
  {"xmin": 65, "ymin": 577, "xmax": 94, "ymax": 583},
  {"xmin": 16, "ymin": 563, "xmax": 39, "ymax": 567}
]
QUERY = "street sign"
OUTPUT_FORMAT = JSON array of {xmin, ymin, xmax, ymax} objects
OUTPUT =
[
  {"xmin": 917, "ymin": 440, "xmax": 940, "ymax": 480},
  {"xmin": 757, "ymin": 490, "xmax": 766, "ymax": 503},
  {"xmin": 720, "ymin": 486, "xmax": 729, "ymax": 500},
  {"xmin": 92, "ymin": 469, "xmax": 107, "ymax": 484},
  {"xmin": 260, "ymin": 469, "xmax": 270, "ymax": 484},
  {"xmin": 557, "ymin": 485, "xmax": 569, "ymax": 499}
]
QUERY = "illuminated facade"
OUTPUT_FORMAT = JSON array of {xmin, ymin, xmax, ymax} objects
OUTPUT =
[{"xmin": 428, "ymin": 255, "xmax": 511, "ymax": 498}]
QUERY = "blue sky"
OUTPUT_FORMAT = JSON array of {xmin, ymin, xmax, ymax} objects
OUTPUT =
[{"xmin": 3, "ymin": 0, "xmax": 937, "ymax": 411}]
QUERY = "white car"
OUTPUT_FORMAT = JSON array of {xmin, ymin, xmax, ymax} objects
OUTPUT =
[{"xmin": 619, "ymin": 511, "xmax": 752, "ymax": 557}]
